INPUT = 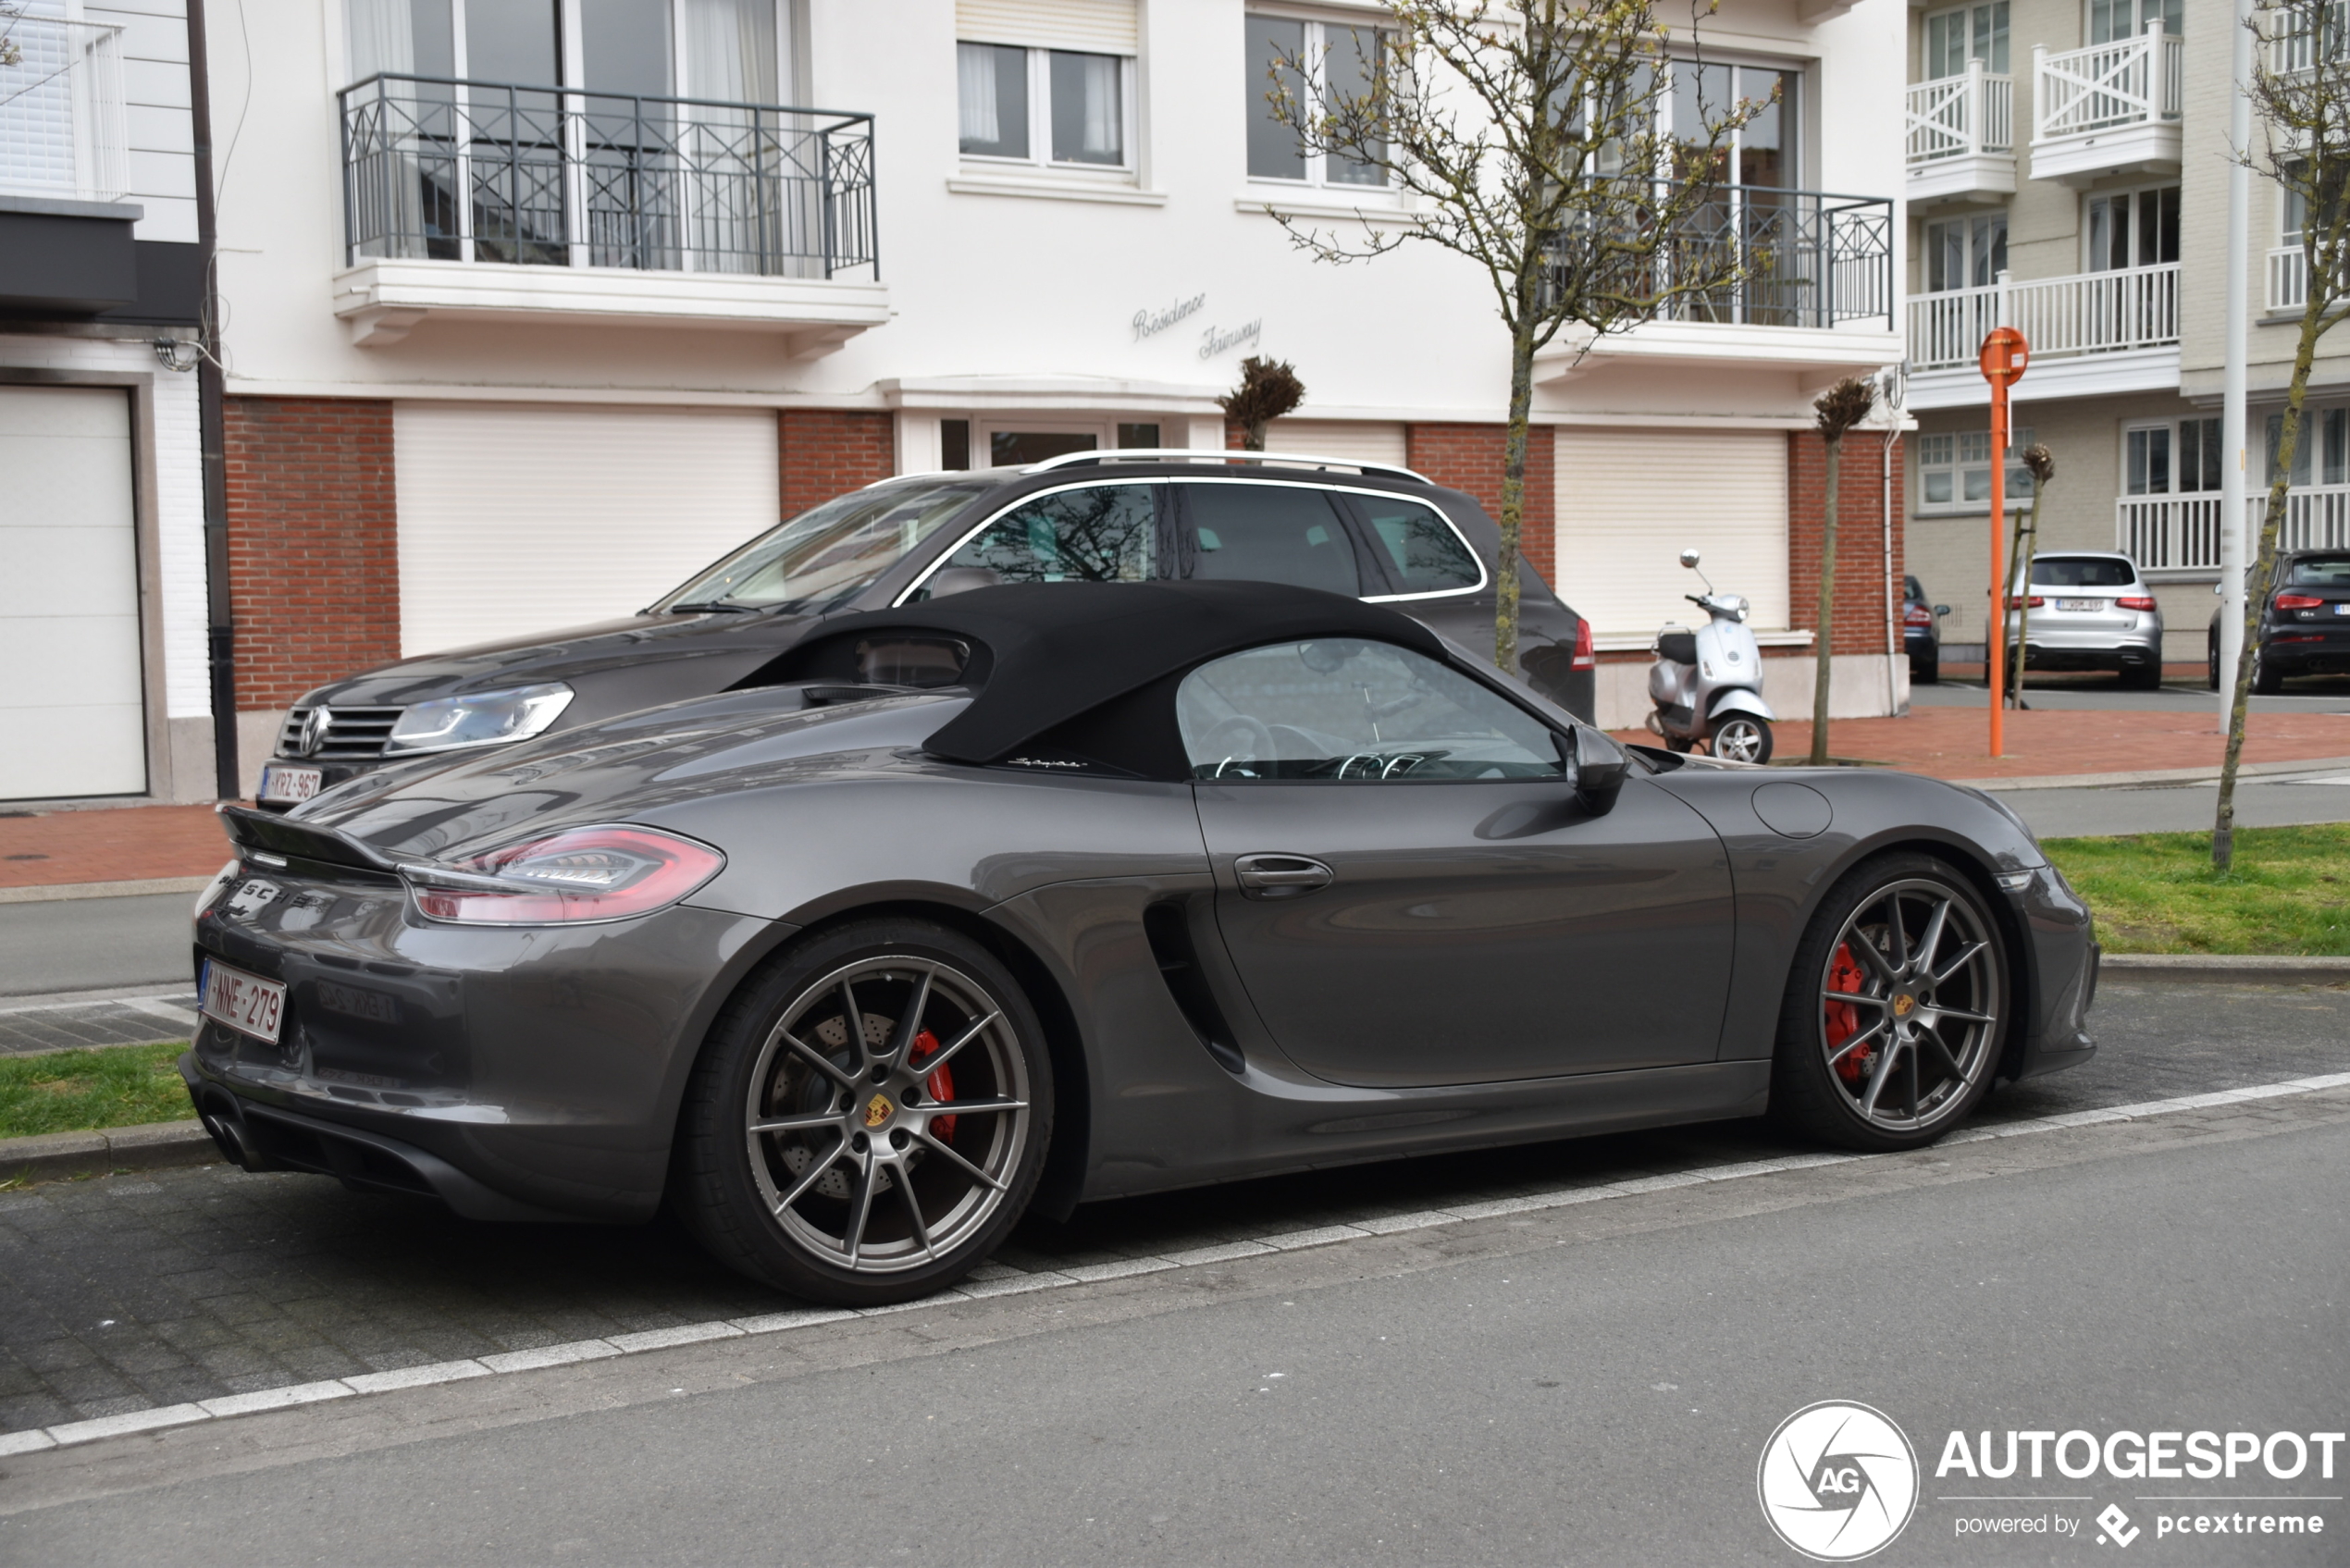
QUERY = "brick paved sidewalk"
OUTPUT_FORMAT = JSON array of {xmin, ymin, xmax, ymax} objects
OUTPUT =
[{"xmin": 5, "ymin": 706, "xmax": 2348, "ymax": 893}]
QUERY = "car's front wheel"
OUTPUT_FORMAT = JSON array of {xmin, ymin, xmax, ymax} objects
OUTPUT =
[
  {"xmin": 673, "ymin": 920, "xmax": 1052, "ymax": 1305},
  {"xmin": 1770, "ymin": 853, "xmax": 2006, "ymax": 1152}
]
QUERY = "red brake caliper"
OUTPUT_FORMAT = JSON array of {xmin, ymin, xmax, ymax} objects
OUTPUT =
[
  {"xmin": 1825, "ymin": 943, "xmax": 1873, "ymax": 1083},
  {"xmin": 909, "ymin": 1030, "xmax": 957, "ymax": 1144}
]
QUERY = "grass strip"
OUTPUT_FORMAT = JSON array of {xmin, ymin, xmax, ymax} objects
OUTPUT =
[
  {"xmin": 2044, "ymin": 822, "xmax": 2350, "ymax": 957},
  {"xmin": 0, "ymin": 1043, "xmax": 196, "ymax": 1141}
]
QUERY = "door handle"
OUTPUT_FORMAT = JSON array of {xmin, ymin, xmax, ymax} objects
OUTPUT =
[{"xmin": 1234, "ymin": 853, "xmax": 1334, "ymax": 899}]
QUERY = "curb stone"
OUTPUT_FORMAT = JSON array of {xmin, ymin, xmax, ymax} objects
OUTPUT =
[
  {"xmin": 0, "ymin": 1120, "xmax": 216, "ymax": 1189},
  {"xmin": 2097, "ymin": 953, "xmax": 2350, "ymax": 985}
]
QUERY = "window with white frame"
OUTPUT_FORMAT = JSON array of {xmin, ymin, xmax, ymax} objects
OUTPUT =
[
  {"xmin": 1919, "ymin": 427, "xmax": 2036, "ymax": 509},
  {"xmin": 959, "ymin": 37, "xmax": 1132, "ymax": 171},
  {"xmin": 1923, "ymin": 211, "xmax": 2007, "ymax": 292},
  {"xmin": 1245, "ymin": 11, "xmax": 1388, "ymax": 187},
  {"xmin": 2085, "ymin": 185, "xmax": 2180, "ymax": 270},
  {"xmin": 2266, "ymin": 406, "xmax": 2350, "ymax": 486},
  {"xmin": 347, "ymin": 0, "xmax": 790, "ymax": 100},
  {"xmin": 2123, "ymin": 416, "xmax": 2222, "ymax": 495},
  {"xmin": 2089, "ymin": 0, "xmax": 2181, "ymax": 43},
  {"xmin": 1924, "ymin": 1, "xmax": 2009, "ymax": 79}
]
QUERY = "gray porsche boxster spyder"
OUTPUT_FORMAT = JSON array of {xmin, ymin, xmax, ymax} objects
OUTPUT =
[{"xmin": 184, "ymin": 581, "xmax": 2098, "ymax": 1305}]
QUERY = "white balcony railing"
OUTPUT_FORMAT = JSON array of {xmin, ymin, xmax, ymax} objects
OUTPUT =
[
  {"xmin": 2035, "ymin": 25, "xmax": 2184, "ymax": 142},
  {"xmin": 1907, "ymin": 61, "xmax": 2014, "ymax": 166},
  {"xmin": 2116, "ymin": 486, "xmax": 2350, "ymax": 572},
  {"xmin": 0, "ymin": 14, "xmax": 128, "ymax": 202},
  {"xmin": 1909, "ymin": 263, "xmax": 2180, "ymax": 371}
]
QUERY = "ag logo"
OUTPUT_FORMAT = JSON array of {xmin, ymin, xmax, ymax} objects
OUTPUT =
[{"xmin": 1757, "ymin": 1401, "xmax": 1918, "ymax": 1562}]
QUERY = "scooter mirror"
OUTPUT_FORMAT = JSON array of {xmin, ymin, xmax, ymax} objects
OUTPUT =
[
  {"xmin": 1678, "ymin": 549, "xmax": 1702, "ymax": 569},
  {"xmin": 1571, "ymin": 726, "xmax": 1627, "ymax": 816}
]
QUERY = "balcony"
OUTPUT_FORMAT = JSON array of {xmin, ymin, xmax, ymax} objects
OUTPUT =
[
  {"xmin": 2031, "ymin": 27, "xmax": 2183, "ymax": 186},
  {"xmin": 334, "ymin": 75, "xmax": 886, "ymax": 352},
  {"xmin": 1906, "ymin": 63, "xmax": 2015, "ymax": 206},
  {"xmin": 0, "ymin": 13, "xmax": 128, "ymax": 203},
  {"xmin": 2119, "ymin": 487, "xmax": 2350, "ymax": 574},
  {"xmin": 1534, "ymin": 185, "xmax": 1901, "ymax": 380},
  {"xmin": 1906, "ymin": 264, "xmax": 2180, "ymax": 407}
]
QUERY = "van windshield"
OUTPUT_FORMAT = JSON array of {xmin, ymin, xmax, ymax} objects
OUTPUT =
[{"xmin": 656, "ymin": 479, "xmax": 991, "ymax": 614}]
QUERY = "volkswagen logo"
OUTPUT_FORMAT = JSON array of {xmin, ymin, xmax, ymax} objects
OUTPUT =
[
  {"xmin": 294, "ymin": 707, "xmax": 329, "ymax": 758},
  {"xmin": 1757, "ymin": 1401, "xmax": 1918, "ymax": 1561}
]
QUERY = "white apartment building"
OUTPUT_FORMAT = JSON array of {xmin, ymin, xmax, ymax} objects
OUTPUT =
[
  {"xmin": 1902, "ymin": 0, "xmax": 2347, "ymax": 664},
  {"xmin": 196, "ymin": 0, "xmax": 1911, "ymax": 777},
  {"xmin": 2, "ymin": 0, "xmax": 215, "ymax": 804}
]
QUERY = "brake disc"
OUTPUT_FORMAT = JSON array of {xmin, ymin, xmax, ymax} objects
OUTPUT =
[{"xmin": 784, "ymin": 1011, "xmax": 902, "ymax": 1199}]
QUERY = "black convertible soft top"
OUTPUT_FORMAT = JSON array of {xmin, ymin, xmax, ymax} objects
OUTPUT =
[{"xmin": 782, "ymin": 580, "xmax": 1449, "ymax": 766}]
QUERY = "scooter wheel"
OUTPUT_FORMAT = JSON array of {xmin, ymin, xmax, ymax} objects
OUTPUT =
[
  {"xmin": 1664, "ymin": 734, "xmax": 1695, "ymax": 754},
  {"xmin": 1711, "ymin": 716, "xmax": 1774, "ymax": 764}
]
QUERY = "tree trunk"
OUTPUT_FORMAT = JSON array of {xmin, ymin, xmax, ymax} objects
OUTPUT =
[
  {"xmin": 2214, "ymin": 304, "xmax": 2325, "ymax": 870},
  {"xmin": 2008, "ymin": 496, "xmax": 2039, "ymax": 710},
  {"xmin": 1494, "ymin": 323, "xmax": 1535, "ymax": 673},
  {"xmin": 1243, "ymin": 423, "xmax": 1267, "ymax": 452},
  {"xmin": 1808, "ymin": 435, "xmax": 1841, "ymax": 765}
]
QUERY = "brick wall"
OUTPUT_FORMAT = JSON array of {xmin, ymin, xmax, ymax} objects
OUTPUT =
[
  {"xmin": 1404, "ymin": 424, "xmax": 1558, "ymax": 586},
  {"xmin": 1788, "ymin": 430, "xmax": 1906, "ymax": 657},
  {"xmin": 222, "ymin": 397, "xmax": 401, "ymax": 711},
  {"xmin": 779, "ymin": 410, "xmax": 895, "ymax": 516}
]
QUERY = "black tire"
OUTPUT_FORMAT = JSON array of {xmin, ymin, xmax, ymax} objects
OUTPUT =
[
  {"xmin": 2120, "ymin": 661, "xmax": 2162, "ymax": 691},
  {"xmin": 672, "ymin": 919, "xmax": 1053, "ymax": 1306},
  {"xmin": 1664, "ymin": 733, "xmax": 1695, "ymax": 754},
  {"xmin": 2208, "ymin": 636, "xmax": 2221, "ymax": 692},
  {"xmin": 1710, "ymin": 715, "xmax": 1774, "ymax": 764},
  {"xmin": 1912, "ymin": 652, "xmax": 1939, "ymax": 685},
  {"xmin": 2253, "ymin": 650, "xmax": 2284, "ymax": 695},
  {"xmin": 1770, "ymin": 853, "xmax": 2006, "ymax": 1153}
]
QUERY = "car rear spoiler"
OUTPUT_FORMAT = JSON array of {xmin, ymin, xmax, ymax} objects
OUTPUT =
[{"xmin": 216, "ymin": 803, "xmax": 400, "ymax": 877}]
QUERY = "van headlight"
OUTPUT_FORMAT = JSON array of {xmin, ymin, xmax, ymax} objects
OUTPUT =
[{"xmin": 383, "ymin": 684, "xmax": 574, "ymax": 755}]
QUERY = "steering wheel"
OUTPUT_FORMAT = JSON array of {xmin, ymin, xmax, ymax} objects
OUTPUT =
[
  {"xmin": 1202, "ymin": 715, "xmax": 1276, "ymax": 775},
  {"xmin": 1335, "ymin": 751, "xmax": 1388, "ymax": 780}
]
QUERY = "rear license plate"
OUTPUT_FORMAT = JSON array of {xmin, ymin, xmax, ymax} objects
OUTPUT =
[
  {"xmin": 2056, "ymin": 598, "xmax": 2099, "ymax": 612},
  {"xmin": 2335, "ymin": 603, "xmax": 2350, "ymax": 616},
  {"xmin": 258, "ymin": 764, "xmax": 324, "ymax": 805},
  {"xmin": 199, "ymin": 958, "xmax": 286, "ymax": 1044}
]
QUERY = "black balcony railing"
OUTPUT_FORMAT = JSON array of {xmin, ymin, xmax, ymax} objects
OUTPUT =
[
  {"xmin": 1549, "ymin": 183, "xmax": 1894, "ymax": 332},
  {"xmin": 338, "ymin": 75, "xmax": 876, "ymax": 279}
]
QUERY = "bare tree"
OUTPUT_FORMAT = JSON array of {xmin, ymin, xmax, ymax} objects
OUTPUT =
[
  {"xmin": 1807, "ymin": 377, "xmax": 1875, "ymax": 765},
  {"xmin": 1264, "ymin": 0, "xmax": 1762, "ymax": 672},
  {"xmin": 2007, "ymin": 444, "xmax": 2055, "ymax": 712},
  {"xmin": 1218, "ymin": 357, "xmax": 1308, "ymax": 451},
  {"xmin": 2215, "ymin": 0, "xmax": 2350, "ymax": 870}
]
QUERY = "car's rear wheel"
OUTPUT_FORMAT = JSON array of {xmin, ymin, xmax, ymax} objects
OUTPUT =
[
  {"xmin": 1770, "ymin": 854, "xmax": 2005, "ymax": 1153},
  {"xmin": 1711, "ymin": 715, "xmax": 1774, "ymax": 764},
  {"xmin": 2253, "ymin": 649, "xmax": 2284, "ymax": 695},
  {"xmin": 2208, "ymin": 635, "xmax": 2221, "ymax": 691},
  {"xmin": 674, "ymin": 920, "xmax": 1051, "ymax": 1305},
  {"xmin": 1912, "ymin": 651, "xmax": 1939, "ymax": 685}
]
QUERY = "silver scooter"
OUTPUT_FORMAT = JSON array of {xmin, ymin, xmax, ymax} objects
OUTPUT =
[{"xmin": 1644, "ymin": 548, "xmax": 1777, "ymax": 763}]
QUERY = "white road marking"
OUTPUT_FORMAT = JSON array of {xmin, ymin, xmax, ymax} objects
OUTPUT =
[{"xmin": 14, "ymin": 1068, "xmax": 2350, "ymax": 1452}]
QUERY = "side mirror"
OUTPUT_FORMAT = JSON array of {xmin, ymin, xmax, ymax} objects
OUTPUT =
[
  {"xmin": 1934, "ymin": 604, "xmax": 1951, "ymax": 616},
  {"xmin": 1678, "ymin": 549, "xmax": 1703, "ymax": 570},
  {"xmin": 924, "ymin": 566, "xmax": 1003, "ymax": 599},
  {"xmin": 1572, "ymin": 726, "xmax": 1628, "ymax": 815}
]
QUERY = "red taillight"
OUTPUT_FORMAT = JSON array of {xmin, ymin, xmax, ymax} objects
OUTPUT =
[
  {"xmin": 1904, "ymin": 604, "xmax": 1934, "ymax": 627},
  {"xmin": 2007, "ymin": 595, "xmax": 2044, "ymax": 610},
  {"xmin": 1572, "ymin": 615, "xmax": 1595, "ymax": 671},
  {"xmin": 2275, "ymin": 593, "xmax": 2324, "ymax": 611},
  {"xmin": 408, "ymin": 825, "xmax": 724, "ymax": 925},
  {"xmin": 2118, "ymin": 595, "xmax": 2158, "ymax": 611}
]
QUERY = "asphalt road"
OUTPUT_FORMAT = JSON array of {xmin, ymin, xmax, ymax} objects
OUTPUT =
[
  {"xmin": 0, "ymin": 894, "xmax": 193, "ymax": 998},
  {"xmin": 1997, "ymin": 765, "xmax": 2350, "ymax": 839},
  {"xmin": 1, "ymin": 982, "xmax": 2345, "ymax": 1566}
]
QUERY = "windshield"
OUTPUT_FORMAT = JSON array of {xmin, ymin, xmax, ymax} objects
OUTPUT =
[
  {"xmin": 2031, "ymin": 557, "xmax": 2135, "ymax": 588},
  {"xmin": 2286, "ymin": 554, "xmax": 2350, "ymax": 587},
  {"xmin": 655, "ymin": 478, "xmax": 991, "ymax": 613}
]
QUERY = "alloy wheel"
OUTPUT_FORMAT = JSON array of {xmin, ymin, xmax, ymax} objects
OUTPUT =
[
  {"xmin": 744, "ymin": 956, "xmax": 1031, "ymax": 1273},
  {"xmin": 1817, "ymin": 879, "xmax": 2000, "ymax": 1134},
  {"xmin": 1712, "ymin": 716, "xmax": 1772, "ymax": 764}
]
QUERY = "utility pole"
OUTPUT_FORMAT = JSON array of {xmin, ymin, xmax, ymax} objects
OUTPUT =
[{"xmin": 2219, "ymin": 0, "xmax": 2254, "ymax": 732}]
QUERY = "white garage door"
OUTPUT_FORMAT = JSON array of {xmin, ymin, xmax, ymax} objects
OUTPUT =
[
  {"xmin": 1265, "ymin": 419, "xmax": 1409, "ymax": 469},
  {"xmin": 1554, "ymin": 428, "xmax": 1789, "ymax": 639},
  {"xmin": 0, "ymin": 386, "xmax": 145, "ymax": 799},
  {"xmin": 395, "ymin": 403, "xmax": 784, "ymax": 657}
]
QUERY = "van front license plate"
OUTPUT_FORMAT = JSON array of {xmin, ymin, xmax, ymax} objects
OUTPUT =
[
  {"xmin": 200, "ymin": 959, "xmax": 286, "ymax": 1044},
  {"xmin": 258, "ymin": 765, "xmax": 324, "ymax": 805},
  {"xmin": 2056, "ymin": 598, "xmax": 2098, "ymax": 612}
]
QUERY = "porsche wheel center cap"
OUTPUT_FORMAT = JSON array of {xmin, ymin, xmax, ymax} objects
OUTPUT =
[
  {"xmin": 1893, "ymin": 993, "xmax": 1918, "ymax": 1019},
  {"xmin": 863, "ymin": 1093, "xmax": 896, "ymax": 1129}
]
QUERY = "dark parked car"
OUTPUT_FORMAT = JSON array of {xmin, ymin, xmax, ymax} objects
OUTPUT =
[
  {"xmin": 2208, "ymin": 549, "xmax": 2350, "ymax": 691},
  {"xmin": 188, "ymin": 581, "xmax": 2097, "ymax": 1306},
  {"xmin": 253, "ymin": 451, "xmax": 1594, "ymax": 809},
  {"xmin": 1903, "ymin": 574, "xmax": 1949, "ymax": 684}
]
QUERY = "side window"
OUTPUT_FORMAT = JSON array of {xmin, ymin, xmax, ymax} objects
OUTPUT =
[
  {"xmin": 1177, "ymin": 638, "xmax": 1566, "ymax": 781},
  {"xmin": 1355, "ymin": 496, "xmax": 1481, "ymax": 595},
  {"xmin": 1177, "ymin": 483, "xmax": 1361, "ymax": 596},
  {"xmin": 937, "ymin": 485, "xmax": 1157, "ymax": 586}
]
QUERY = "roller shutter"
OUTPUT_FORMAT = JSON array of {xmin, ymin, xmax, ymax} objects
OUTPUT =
[
  {"xmin": 0, "ymin": 386, "xmax": 144, "ymax": 799},
  {"xmin": 394, "ymin": 403, "xmax": 782, "ymax": 657},
  {"xmin": 1553, "ymin": 428, "xmax": 1789, "ymax": 639},
  {"xmin": 1264, "ymin": 419, "xmax": 1409, "ymax": 470},
  {"xmin": 956, "ymin": 0, "xmax": 1138, "ymax": 51}
]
